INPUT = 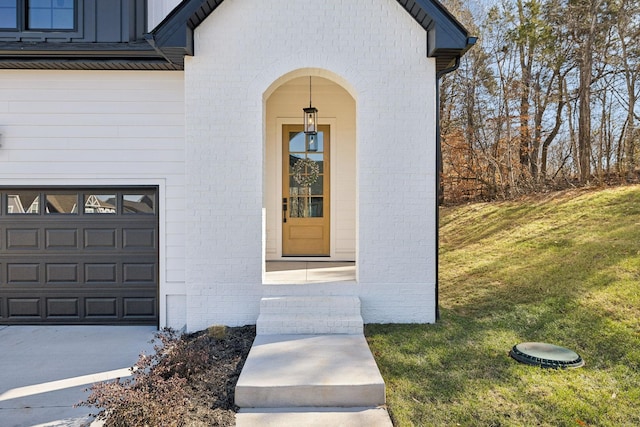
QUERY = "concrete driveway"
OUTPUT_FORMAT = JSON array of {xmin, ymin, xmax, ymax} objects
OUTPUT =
[{"xmin": 0, "ymin": 325, "xmax": 157, "ymax": 427}]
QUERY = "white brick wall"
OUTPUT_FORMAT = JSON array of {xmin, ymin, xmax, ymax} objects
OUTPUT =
[{"xmin": 185, "ymin": 0, "xmax": 438, "ymax": 329}]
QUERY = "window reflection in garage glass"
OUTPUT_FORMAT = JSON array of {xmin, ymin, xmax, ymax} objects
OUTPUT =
[
  {"xmin": 0, "ymin": 0, "xmax": 17, "ymax": 29},
  {"xmin": 45, "ymin": 193, "xmax": 78, "ymax": 214},
  {"xmin": 28, "ymin": 0, "xmax": 75, "ymax": 30},
  {"xmin": 7, "ymin": 192, "xmax": 40, "ymax": 214},
  {"xmin": 84, "ymin": 194, "xmax": 116, "ymax": 214},
  {"xmin": 123, "ymin": 193, "xmax": 154, "ymax": 214}
]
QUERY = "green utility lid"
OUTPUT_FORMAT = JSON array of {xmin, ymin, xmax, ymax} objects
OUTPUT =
[{"xmin": 510, "ymin": 342, "xmax": 584, "ymax": 369}]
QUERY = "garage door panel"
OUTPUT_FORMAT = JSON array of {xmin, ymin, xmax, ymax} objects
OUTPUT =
[
  {"xmin": 45, "ymin": 229, "xmax": 78, "ymax": 249},
  {"xmin": 85, "ymin": 297, "xmax": 118, "ymax": 318},
  {"xmin": 85, "ymin": 263, "xmax": 117, "ymax": 283},
  {"xmin": 47, "ymin": 298, "xmax": 79, "ymax": 318},
  {"xmin": 7, "ymin": 263, "xmax": 40, "ymax": 283},
  {"xmin": 8, "ymin": 297, "xmax": 40, "ymax": 317},
  {"xmin": 0, "ymin": 187, "xmax": 158, "ymax": 325},
  {"xmin": 84, "ymin": 229, "xmax": 117, "ymax": 249},
  {"xmin": 6, "ymin": 229, "xmax": 40, "ymax": 249},
  {"xmin": 123, "ymin": 228, "xmax": 156, "ymax": 249},
  {"xmin": 123, "ymin": 263, "xmax": 156, "ymax": 283},
  {"xmin": 46, "ymin": 264, "xmax": 79, "ymax": 283},
  {"xmin": 124, "ymin": 297, "xmax": 156, "ymax": 317}
]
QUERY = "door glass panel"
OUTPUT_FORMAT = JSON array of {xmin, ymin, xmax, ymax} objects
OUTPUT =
[
  {"xmin": 288, "ymin": 153, "xmax": 305, "ymax": 172},
  {"xmin": 289, "ymin": 131, "xmax": 306, "ymax": 152},
  {"xmin": 45, "ymin": 193, "xmax": 77, "ymax": 214},
  {"xmin": 84, "ymin": 194, "xmax": 116, "ymax": 214},
  {"xmin": 289, "ymin": 196, "xmax": 324, "ymax": 218},
  {"xmin": 309, "ymin": 197, "xmax": 324, "ymax": 217},
  {"xmin": 289, "ymin": 197, "xmax": 304, "ymax": 218},
  {"xmin": 7, "ymin": 192, "xmax": 40, "ymax": 214},
  {"xmin": 310, "ymin": 176, "xmax": 324, "ymax": 195},
  {"xmin": 307, "ymin": 153, "xmax": 324, "ymax": 173}
]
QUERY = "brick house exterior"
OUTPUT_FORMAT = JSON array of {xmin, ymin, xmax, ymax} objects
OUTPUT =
[{"xmin": 0, "ymin": 0, "xmax": 473, "ymax": 331}]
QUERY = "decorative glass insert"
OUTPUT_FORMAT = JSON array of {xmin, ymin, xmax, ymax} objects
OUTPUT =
[
  {"xmin": 28, "ymin": 0, "xmax": 74, "ymax": 30},
  {"xmin": 123, "ymin": 193, "xmax": 155, "ymax": 214},
  {"xmin": 84, "ymin": 194, "xmax": 116, "ymax": 214},
  {"xmin": 7, "ymin": 192, "xmax": 40, "ymax": 214},
  {"xmin": 0, "ymin": 0, "xmax": 17, "ymax": 29},
  {"xmin": 45, "ymin": 193, "xmax": 78, "ymax": 214},
  {"xmin": 287, "ymin": 130, "xmax": 325, "ymax": 218}
]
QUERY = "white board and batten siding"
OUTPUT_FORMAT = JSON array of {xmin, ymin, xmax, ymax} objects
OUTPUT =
[{"xmin": 0, "ymin": 70, "xmax": 188, "ymax": 329}]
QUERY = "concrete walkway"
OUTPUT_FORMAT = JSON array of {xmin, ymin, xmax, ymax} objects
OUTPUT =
[
  {"xmin": 235, "ymin": 291, "xmax": 394, "ymax": 426},
  {"xmin": 235, "ymin": 334, "xmax": 393, "ymax": 426},
  {"xmin": 0, "ymin": 325, "xmax": 156, "ymax": 427}
]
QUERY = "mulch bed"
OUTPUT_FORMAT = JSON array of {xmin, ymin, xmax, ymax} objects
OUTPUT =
[
  {"xmin": 81, "ymin": 325, "xmax": 256, "ymax": 427},
  {"xmin": 180, "ymin": 326, "xmax": 256, "ymax": 426}
]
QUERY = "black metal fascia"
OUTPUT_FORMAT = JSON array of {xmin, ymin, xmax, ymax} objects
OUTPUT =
[
  {"xmin": 0, "ymin": 40, "xmax": 180, "ymax": 70},
  {"xmin": 145, "ymin": 0, "xmax": 224, "ymax": 63},
  {"xmin": 396, "ymin": 0, "xmax": 476, "ymax": 72}
]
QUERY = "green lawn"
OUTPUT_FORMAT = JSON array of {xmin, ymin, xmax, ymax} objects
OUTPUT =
[{"xmin": 366, "ymin": 185, "xmax": 640, "ymax": 426}]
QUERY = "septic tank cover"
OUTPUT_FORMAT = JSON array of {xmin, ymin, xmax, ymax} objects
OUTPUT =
[{"xmin": 510, "ymin": 342, "xmax": 584, "ymax": 369}]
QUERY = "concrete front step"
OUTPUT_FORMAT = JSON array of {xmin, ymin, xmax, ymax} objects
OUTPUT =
[
  {"xmin": 236, "ymin": 407, "xmax": 393, "ymax": 427},
  {"xmin": 235, "ymin": 334, "xmax": 385, "ymax": 408},
  {"xmin": 257, "ymin": 296, "xmax": 363, "ymax": 335}
]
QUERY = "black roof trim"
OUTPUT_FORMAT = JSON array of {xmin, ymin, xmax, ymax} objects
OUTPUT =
[
  {"xmin": 147, "ymin": 0, "xmax": 475, "ymax": 73},
  {"xmin": 145, "ymin": 0, "xmax": 224, "ymax": 67},
  {"xmin": 0, "ymin": 41, "xmax": 180, "ymax": 70},
  {"xmin": 397, "ymin": 0, "xmax": 476, "ymax": 69},
  {"xmin": 0, "ymin": 0, "xmax": 474, "ymax": 71}
]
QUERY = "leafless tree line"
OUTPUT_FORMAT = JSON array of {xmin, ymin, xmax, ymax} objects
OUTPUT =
[{"xmin": 439, "ymin": 0, "xmax": 640, "ymax": 203}]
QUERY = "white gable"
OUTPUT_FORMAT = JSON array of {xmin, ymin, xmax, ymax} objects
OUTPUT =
[{"xmin": 183, "ymin": 0, "xmax": 438, "ymax": 330}]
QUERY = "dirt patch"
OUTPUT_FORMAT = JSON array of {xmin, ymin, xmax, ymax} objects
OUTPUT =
[{"xmin": 178, "ymin": 326, "xmax": 256, "ymax": 426}]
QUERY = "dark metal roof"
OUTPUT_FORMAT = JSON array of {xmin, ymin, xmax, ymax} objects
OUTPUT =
[{"xmin": 0, "ymin": 0, "xmax": 474, "ymax": 72}]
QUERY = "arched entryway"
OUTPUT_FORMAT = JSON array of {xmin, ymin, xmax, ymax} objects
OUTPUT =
[{"xmin": 263, "ymin": 70, "xmax": 356, "ymax": 267}]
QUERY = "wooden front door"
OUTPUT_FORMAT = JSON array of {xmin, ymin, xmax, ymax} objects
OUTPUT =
[{"xmin": 282, "ymin": 124, "xmax": 330, "ymax": 256}]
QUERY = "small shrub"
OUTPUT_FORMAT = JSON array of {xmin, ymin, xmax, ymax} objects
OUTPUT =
[
  {"xmin": 78, "ymin": 328, "xmax": 209, "ymax": 427},
  {"xmin": 207, "ymin": 325, "xmax": 227, "ymax": 339}
]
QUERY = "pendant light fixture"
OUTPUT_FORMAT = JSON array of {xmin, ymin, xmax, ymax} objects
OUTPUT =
[{"xmin": 303, "ymin": 76, "xmax": 318, "ymax": 135}]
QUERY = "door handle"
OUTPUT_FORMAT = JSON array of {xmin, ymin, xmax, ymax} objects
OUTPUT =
[{"xmin": 282, "ymin": 198, "xmax": 287, "ymax": 223}]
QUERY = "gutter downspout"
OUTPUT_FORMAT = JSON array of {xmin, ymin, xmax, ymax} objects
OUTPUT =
[
  {"xmin": 434, "ymin": 57, "xmax": 461, "ymax": 322},
  {"xmin": 432, "ymin": 36, "xmax": 477, "ymax": 321}
]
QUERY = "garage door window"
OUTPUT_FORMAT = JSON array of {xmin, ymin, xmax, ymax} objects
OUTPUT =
[
  {"xmin": 123, "ymin": 193, "xmax": 155, "ymax": 214},
  {"xmin": 45, "ymin": 193, "xmax": 78, "ymax": 214},
  {"xmin": 84, "ymin": 194, "xmax": 116, "ymax": 214},
  {"xmin": 7, "ymin": 192, "xmax": 40, "ymax": 214}
]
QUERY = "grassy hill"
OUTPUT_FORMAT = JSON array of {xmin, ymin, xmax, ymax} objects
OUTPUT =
[{"xmin": 367, "ymin": 185, "xmax": 640, "ymax": 426}]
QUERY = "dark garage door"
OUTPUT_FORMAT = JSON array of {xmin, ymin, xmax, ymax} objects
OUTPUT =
[{"xmin": 0, "ymin": 187, "xmax": 158, "ymax": 325}]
